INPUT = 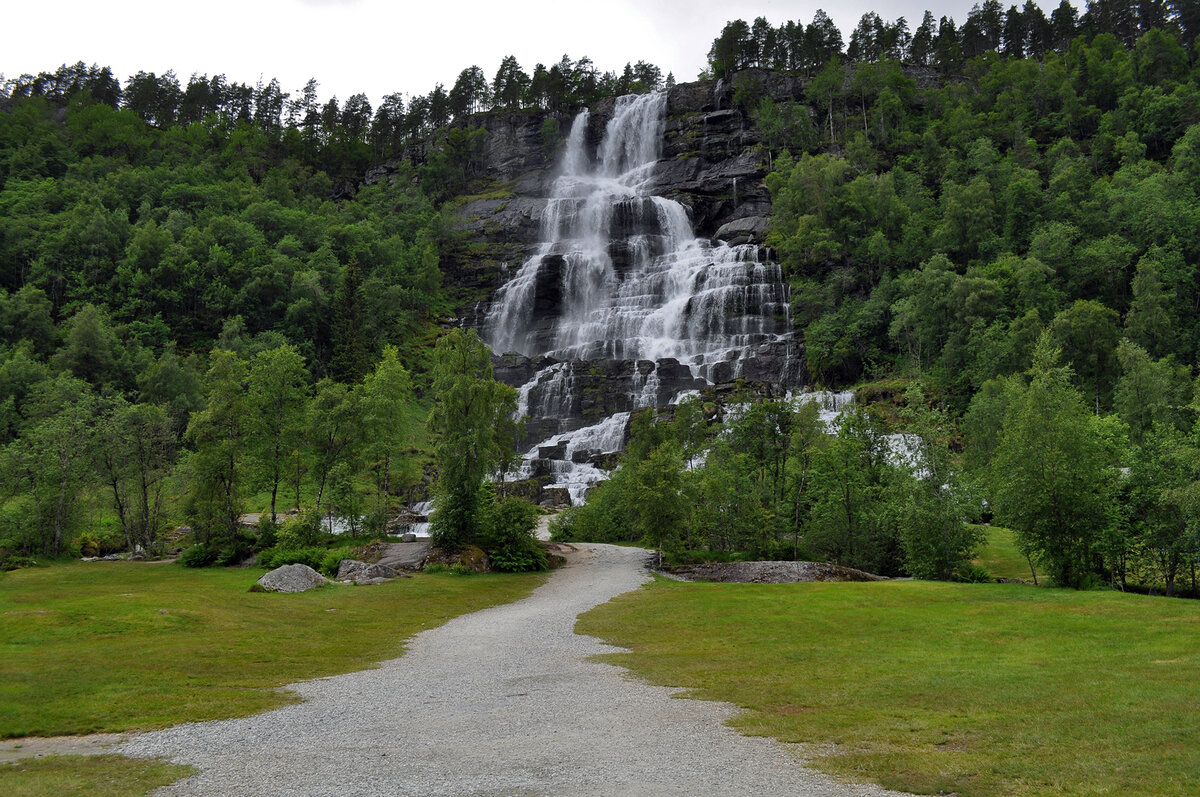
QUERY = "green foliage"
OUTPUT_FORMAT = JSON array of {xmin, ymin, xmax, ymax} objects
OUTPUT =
[
  {"xmin": 179, "ymin": 543, "xmax": 217, "ymax": 568},
  {"xmin": 319, "ymin": 545, "xmax": 357, "ymax": 577},
  {"xmin": 427, "ymin": 329, "xmax": 519, "ymax": 549},
  {"xmin": 954, "ymin": 562, "xmax": 993, "ymax": 583},
  {"xmin": 989, "ymin": 336, "xmax": 1125, "ymax": 588},
  {"xmin": 274, "ymin": 511, "xmax": 324, "ymax": 550},
  {"xmin": 259, "ymin": 545, "xmax": 325, "ymax": 570},
  {"xmin": 478, "ymin": 487, "xmax": 546, "ymax": 572}
]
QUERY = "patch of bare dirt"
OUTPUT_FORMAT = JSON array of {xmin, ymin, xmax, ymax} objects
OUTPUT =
[{"xmin": 0, "ymin": 733, "xmax": 131, "ymax": 763}]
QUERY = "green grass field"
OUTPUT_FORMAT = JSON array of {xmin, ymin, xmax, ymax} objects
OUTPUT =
[
  {"xmin": 578, "ymin": 578, "xmax": 1200, "ymax": 796},
  {"xmin": 0, "ymin": 755, "xmax": 193, "ymax": 797},
  {"xmin": 971, "ymin": 524, "xmax": 1042, "ymax": 582},
  {"xmin": 0, "ymin": 561, "xmax": 546, "ymax": 737}
]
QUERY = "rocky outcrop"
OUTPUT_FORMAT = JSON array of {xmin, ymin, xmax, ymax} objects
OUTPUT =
[
  {"xmin": 337, "ymin": 560, "xmax": 405, "ymax": 584},
  {"xmin": 494, "ymin": 353, "xmax": 706, "ymax": 446},
  {"xmin": 254, "ymin": 564, "xmax": 329, "ymax": 593},
  {"xmin": 663, "ymin": 560, "xmax": 886, "ymax": 583}
]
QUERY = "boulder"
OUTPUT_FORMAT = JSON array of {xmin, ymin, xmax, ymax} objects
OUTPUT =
[
  {"xmin": 714, "ymin": 216, "xmax": 769, "ymax": 244},
  {"xmin": 337, "ymin": 560, "xmax": 401, "ymax": 583},
  {"xmin": 254, "ymin": 564, "xmax": 328, "ymax": 593}
]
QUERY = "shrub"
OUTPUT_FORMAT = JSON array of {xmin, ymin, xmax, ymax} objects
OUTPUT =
[
  {"xmin": 548, "ymin": 509, "xmax": 580, "ymax": 542},
  {"xmin": 275, "ymin": 511, "xmax": 324, "ymax": 549},
  {"xmin": 256, "ymin": 516, "xmax": 278, "ymax": 549},
  {"xmin": 319, "ymin": 546, "xmax": 357, "ymax": 577},
  {"xmin": 179, "ymin": 544, "xmax": 218, "ymax": 568},
  {"xmin": 479, "ymin": 491, "xmax": 546, "ymax": 572},
  {"xmin": 955, "ymin": 563, "xmax": 993, "ymax": 583},
  {"xmin": 74, "ymin": 531, "xmax": 101, "ymax": 558},
  {"xmin": 260, "ymin": 546, "xmax": 324, "ymax": 570},
  {"xmin": 215, "ymin": 533, "xmax": 256, "ymax": 566}
]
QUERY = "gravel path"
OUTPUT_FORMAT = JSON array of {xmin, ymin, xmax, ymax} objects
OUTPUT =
[{"xmin": 121, "ymin": 544, "xmax": 909, "ymax": 796}]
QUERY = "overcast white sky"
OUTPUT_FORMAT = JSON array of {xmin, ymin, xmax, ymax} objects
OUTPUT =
[{"xmin": 5, "ymin": 1, "xmax": 967, "ymax": 106}]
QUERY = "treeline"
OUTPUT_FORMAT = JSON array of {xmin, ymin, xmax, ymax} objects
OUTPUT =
[
  {"xmin": 708, "ymin": 0, "xmax": 1199, "ymax": 77},
  {"xmin": 0, "ymin": 341, "xmax": 420, "ymax": 561},
  {"xmin": 559, "ymin": 337, "xmax": 1200, "ymax": 596},
  {"xmin": 554, "ymin": 387, "xmax": 981, "ymax": 581},
  {"xmin": 0, "ymin": 59, "xmax": 456, "ymax": 565},
  {"xmin": 1, "ymin": 53, "xmax": 670, "ymax": 177}
]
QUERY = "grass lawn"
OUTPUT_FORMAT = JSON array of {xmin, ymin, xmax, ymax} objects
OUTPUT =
[
  {"xmin": 0, "ymin": 561, "xmax": 546, "ymax": 737},
  {"xmin": 972, "ymin": 524, "xmax": 1042, "ymax": 583},
  {"xmin": 0, "ymin": 755, "xmax": 193, "ymax": 797},
  {"xmin": 578, "ymin": 578, "xmax": 1200, "ymax": 796}
]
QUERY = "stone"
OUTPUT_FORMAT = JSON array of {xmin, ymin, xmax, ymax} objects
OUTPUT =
[
  {"xmin": 255, "ymin": 564, "xmax": 329, "ymax": 593},
  {"xmin": 714, "ymin": 216, "xmax": 769, "ymax": 244},
  {"xmin": 337, "ymin": 560, "xmax": 399, "ymax": 583},
  {"xmin": 399, "ymin": 532, "xmax": 417, "ymax": 543}
]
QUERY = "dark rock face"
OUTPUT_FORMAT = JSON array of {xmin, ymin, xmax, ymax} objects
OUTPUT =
[
  {"xmin": 448, "ymin": 72, "xmax": 821, "ymax": 477},
  {"xmin": 494, "ymin": 353, "xmax": 708, "ymax": 447}
]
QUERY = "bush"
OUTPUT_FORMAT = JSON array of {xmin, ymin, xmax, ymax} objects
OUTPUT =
[
  {"xmin": 74, "ymin": 531, "xmax": 102, "ymax": 558},
  {"xmin": 179, "ymin": 544, "xmax": 218, "ymax": 568},
  {"xmin": 260, "ymin": 546, "xmax": 325, "ymax": 570},
  {"xmin": 955, "ymin": 563, "xmax": 993, "ymax": 583},
  {"xmin": 548, "ymin": 509, "xmax": 581, "ymax": 542},
  {"xmin": 275, "ymin": 511, "xmax": 324, "ymax": 549},
  {"xmin": 256, "ymin": 516, "xmax": 278, "ymax": 549},
  {"xmin": 2, "ymin": 555, "xmax": 38, "ymax": 571},
  {"xmin": 319, "ymin": 546, "xmax": 357, "ymax": 577},
  {"xmin": 479, "ymin": 491, "xmax": 546, "ymax": 572},
  {"xmin": 215, "ymin": 533, "xmax": 256, "ymax": 566}
]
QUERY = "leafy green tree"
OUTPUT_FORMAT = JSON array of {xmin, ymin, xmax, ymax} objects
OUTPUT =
[
  {"xmin": 894, "ymin": 387, "xmax": 983, "ymax": 580},
  {"xmin": 1126, "ymin": 423, "xmax": 1200, "ymax": 596},
  {"xmin": 359, "ymin": 345, "xmax": 414, "ymax": 513},
  {"xmin": 95, "ymin": 400, "xmax": 175, "ymax": 552},
  {"xmin": 1112, "ymin": 339, "xmax": 1189, "ymax": 443},
  {"xmin": 184, "ymin": 350, "xmax": 249, "ymax": 546},
  {"xmin": 53, "ymin": 303, "xmax": 119, "ymax": 386},
  {"xmin": 247, "ymin": 344, "xmax": 310, "ymax": 523},
  {"xmin": 0, "ymin": 375, "xmax": 98, "ymax": 555},
  {"xmin": 1049, "ymin": 299, "xmax": 1120, "ymax": 412},
  {"xmin": 989, "ymin": 336, "xmax": 1122, "ymax": 588},
  {"xmin": 308, "ymin": 378, "xmax": 360, "ymax": 512},
  {"xmin": 329, "ymin": 258, "xmax": 369, "ymax": 383},
  {"xmin": 806, "ymin": 406, "xmax": 901, "ymax": 575},
  {"xmin": 427, "ymin": 328, "xmax": 518, "ymax": 549}
]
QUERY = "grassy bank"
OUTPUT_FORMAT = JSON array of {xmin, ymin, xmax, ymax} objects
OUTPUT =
[
  {"xmin": 0, "ymin": 755, "xmax": 193, "ymax": 797},
  {"xmin": 0, "ymin": 561, "xmax": 546, "ymax": 737},
  {"xmin": 971, "ymin": 524, "xmax": 1042, "ymax": 582},
  {"xmin": 578, "ymin": 578, "xmax": 1200, "ymax": 796}
]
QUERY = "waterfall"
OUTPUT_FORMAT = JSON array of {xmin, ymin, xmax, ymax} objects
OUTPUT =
[{"xmin": 483, "ymin": 92, "xmax": 799, "ymax": 504}]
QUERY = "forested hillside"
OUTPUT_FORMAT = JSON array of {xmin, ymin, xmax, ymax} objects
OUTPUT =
[
  {"xmin": 3, "ymin": 1, "xmax": 1200, "ymax": 596},
  {"xmin": 0, "ymin": 50, "xmax": 673, "ymax": 563}
]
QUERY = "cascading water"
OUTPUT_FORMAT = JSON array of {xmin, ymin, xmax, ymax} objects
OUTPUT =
[{"xmin": 484, "ymin": 92, "xmax": 800, "ymax": 503}]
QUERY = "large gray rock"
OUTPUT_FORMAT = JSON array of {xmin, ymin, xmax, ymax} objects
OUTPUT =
[
  {"xmin": 714, "ymin": 216, "xmax": 769, "ymax": 245},
  {"xmin": 255, "ymin": 564, "xmax": 328, "ymax": 593},
  {"xmin": 337, "ymin": 560, "xmax": 402, "ymax": 584}
]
